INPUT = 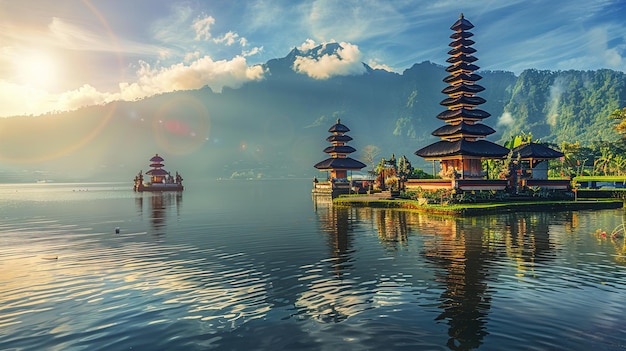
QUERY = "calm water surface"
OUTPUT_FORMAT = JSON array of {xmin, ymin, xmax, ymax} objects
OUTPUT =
[{"xmin": 1, "ymin": 180, "xmax": 625, "ymax": 350}]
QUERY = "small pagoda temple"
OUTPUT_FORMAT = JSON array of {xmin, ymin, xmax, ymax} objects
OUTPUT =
[
  {"xmin": 313, "ymin": 119, "xmax": 366, "ymax": 197},
  {"xmin": 415, "ymin": 14, "xmax": 509, "ymax": 180},
  {"xmin": 134, "ymin": 154, "xmax": 183, "ymax": 192}
]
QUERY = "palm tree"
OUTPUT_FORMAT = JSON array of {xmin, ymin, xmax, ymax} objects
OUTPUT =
[
  {"xmin": 609, "ymin": 107, "xmax": 626, "ymax": 135},
  {"xmin": 593, "ymin": 146, "xmax": 614, "ymax": 176}
]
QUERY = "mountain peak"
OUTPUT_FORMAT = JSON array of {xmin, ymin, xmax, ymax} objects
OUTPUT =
[{"xmin": 286, "ymin": 42, "xmax": 344, "ymax": 62}]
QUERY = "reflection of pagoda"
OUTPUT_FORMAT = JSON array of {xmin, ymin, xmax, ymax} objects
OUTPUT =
[
  {"xmin": 134, "ymin": 154, "xmax": 183, "ymax": 192},
  {"xmin": 312, "ymin": 119, "xmax": 366, "ymax": 197},
  {"xmin": 135, "ymin": 192, "xmax": 183, "ymax": 238},
  {"xmin": 415, "ymin": 14, "xmax": 508, "ymax": 179}
]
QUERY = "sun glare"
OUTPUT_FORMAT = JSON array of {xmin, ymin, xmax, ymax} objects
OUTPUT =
[{"xmin": 14, "ymin": 51, "xmax": 59, "ymax": 91}]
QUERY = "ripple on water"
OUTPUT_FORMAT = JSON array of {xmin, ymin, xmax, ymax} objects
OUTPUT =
[{"xmin": 0, "ymin": 218, "xmax": 274, "ymax": 350}]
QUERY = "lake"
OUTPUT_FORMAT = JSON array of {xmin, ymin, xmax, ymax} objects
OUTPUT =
[{"xmin": 1, "ymin": 179, "xmax": 625, "ymax": 350}]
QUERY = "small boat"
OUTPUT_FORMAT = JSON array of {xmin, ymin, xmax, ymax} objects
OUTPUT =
[{"xmin": 134, "ymin": 154, "xmax": 184, "ymax": 192}]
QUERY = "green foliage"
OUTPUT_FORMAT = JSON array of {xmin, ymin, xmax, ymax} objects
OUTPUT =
[
  {"xmin": 609, "ymin": 107, "xmax": 626, "ymax": 135},
  {"xmin": 499, "ymin": 69, "xmax": 625, "ymax": 145},
  {"xmin": 409, "ymin": 168, "xmax": 435, "ymax": 179},
  {"xmin": 405, "ymin": 187, "xmax": 513, "ymax": 204}
]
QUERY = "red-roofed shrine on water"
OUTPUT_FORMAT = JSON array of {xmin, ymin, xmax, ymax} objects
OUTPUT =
[
  {"xmin": 312, "ymin": 119, "xmax": 368, "ymax": 197},
  {"xmin": 134, "ymin": 154, "xmax": 184, "ymax": 192}
]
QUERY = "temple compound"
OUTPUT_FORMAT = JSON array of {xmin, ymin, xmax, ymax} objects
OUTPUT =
[{"xmin": 407, "ymin": 14, "xmax": 566, "ymax": 192}]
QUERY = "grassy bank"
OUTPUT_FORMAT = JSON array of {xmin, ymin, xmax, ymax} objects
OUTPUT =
[{"xmin": 333, "ymin": 197, "xmax": 624, "ymax": 216}]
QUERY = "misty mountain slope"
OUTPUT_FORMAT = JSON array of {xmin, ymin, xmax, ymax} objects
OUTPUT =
[{"xmin": 0, "ymin": 44, "xmax": 624, "ymax": 182}]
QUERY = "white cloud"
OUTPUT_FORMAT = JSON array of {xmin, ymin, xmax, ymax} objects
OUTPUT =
[
  {"xmin": 58, "ymin": 84, "xmax": 114, "ymax": 110},
  {"xmin": 497, "ymin": 111, "xmax": 515, "ymax": 128},
  {"xmin": 0, "ymin": 55, "xmax": 265, "ymax": 117},
  {"xmin": 129, "ymin": 55, "xmax": 265, "ymax": 94},
  {"xmin": 297, "ymin": 39, "xmax": 318, "ymax": 52},
  {"xmin": 367, "ymin": 59, "xmax": 394, "ymax": 72},
  {"xmin": 213, "ymin": 31, "xmax": 240, "ymax": 46},
  {"xmin": 193, "ymin": 15, "xmax": 215, "ymax": 41},
  {"xmin": 292, "ymin": 41, "xmax": 366, "ymax": 79},
  {"xmin": 184, "ymin": 51, "xmax": 201, "ymax": 63},
  {"xmin": 242, "ymin": 46, "xmax": 263, "ymax": 57},
  {"xmin": 587, "ymin": 26, "xmax": 625, "ymax": 71}
]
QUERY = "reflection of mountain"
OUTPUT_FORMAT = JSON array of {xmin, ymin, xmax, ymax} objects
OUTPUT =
[{"xmin": 135, "ymin": 192, "xmax": 182, "ymax": 237}]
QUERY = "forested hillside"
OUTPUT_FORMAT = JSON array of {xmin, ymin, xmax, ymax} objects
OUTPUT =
[
  {"xmin": 0, "ymin": 45, "xmax": 624, "ymax": 182},
  {"xmin": 499, "ymin": 69, "xmax": 625, "ymax": 144}
]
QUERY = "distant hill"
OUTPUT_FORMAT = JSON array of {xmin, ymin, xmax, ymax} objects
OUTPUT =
[{"xmin": 0, "ymin": 44, "xmax": 624, "ymax": 182}]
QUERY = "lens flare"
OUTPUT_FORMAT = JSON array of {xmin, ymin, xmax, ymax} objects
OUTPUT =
[
  {"xmin": 0, "ymin": 0, "xmax": 124, "ymax": 164},
  {"xmin": 153, "ymin": 96, "xmax": 211, "ymax": 155}
]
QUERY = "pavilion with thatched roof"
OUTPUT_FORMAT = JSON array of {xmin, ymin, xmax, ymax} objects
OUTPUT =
[
  {"xmin": 510, "ymin": 143, "xmax": 569, "ymax": 190},
  {"xmin": 512, "ymin": 143, "xmax": 564, "ymax": 179}
]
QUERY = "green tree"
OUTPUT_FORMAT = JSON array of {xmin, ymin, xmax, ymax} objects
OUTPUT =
[
  {"xmin": 609, "ymin": 107, "xmax": 626, "ymax": 136},
  {"xmin": 593, "ymin": 146, "xmax": 614, "ymax": 176}
]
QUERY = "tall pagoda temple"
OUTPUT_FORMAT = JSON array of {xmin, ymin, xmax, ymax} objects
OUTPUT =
[
  {"xmin": 314, "ymin": 119, "xmax": 366, "ymax": 180},
  {"xmin": 415, "ymin": 14, "xmax": 509, "ymax": 179}
]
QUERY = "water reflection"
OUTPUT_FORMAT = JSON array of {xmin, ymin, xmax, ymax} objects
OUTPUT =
[
  {"xmin": 312, "ymin": 196, "xmax": 572, "ymax": 350},
  {"xmin": 135, "ymin": 192, "xmax": 182, "ymax": 237},
  {"xmin": 314, "ymin": 203, "xmax": 354, "ymax": 276}
]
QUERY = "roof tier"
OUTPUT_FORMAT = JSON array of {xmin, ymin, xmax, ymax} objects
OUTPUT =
[
  {"xmin": 445, "ymin": 62, "xmax": 480, "ymax": 73},
  {"xmin": 448, "ymin": 46, "xmax": 477, "ymax": 56},
  {"xmin": 415, "ymin": 139, "xmax": 509, "ymax": 159},
  {"xmin": 328, "ymin": 119, "xmax": 350, "ymax": 133},
  {"xmin": 450, "ymin": 14, "xmax": 474, "ymax": 31},
  {"xmin": 449, "ymin": 38, "xmax": 475, "ymax": 47},
  {"xmin": 450, "ymin": 31, "xmax": 473, "ymax": 39},
  {"xmin": 443, "ymin": 73, "xmax": 482, "ymax": 84},
  {"xmin": 432, "ymin": 122, "xmax": 496, "ymax": 138},
  {"xmin": 314, "ymin": 157, "xmax": 366, "ymax": 170},
  {"xmin": 437, "ymin": 108, "xmax": 491, "ymax": 121},
  {"xmin": 446, "ymin": 54, "xmax": 477, "ymax": 64},
  {"xmin": 440, "ymin": 95, "xmax": 486, "ymax": 107},
  {"xmin": 150, "ymin": 154, "xmax": 164, "ymax": 162},
  {"xmin": 323, "ymin": 145, "xmax": 356, "ymax": 154},
  {"xmin": 326, "ymin": 134, "xmax": 353, "ymax": 142},
  {"xmin": 442, "ymin": 83, "xmax": 485, "ymax": 95},
  {"xmin": 146, "ymin": 169, "xmax": 169, "ymax": 176},
  {"xmin": 511, "ymin": 143, "xmax": 564, "ymax": 159}
]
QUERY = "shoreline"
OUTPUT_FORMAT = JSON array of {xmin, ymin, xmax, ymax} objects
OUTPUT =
[{"xmin": 332, "ymin": 196, "xmax": 624, "ymax": 216}]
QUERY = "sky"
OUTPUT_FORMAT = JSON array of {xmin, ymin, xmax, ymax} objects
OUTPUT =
[{"xmin": 0, "ymin": 0, "xmax": 624, "ymax": 118}]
